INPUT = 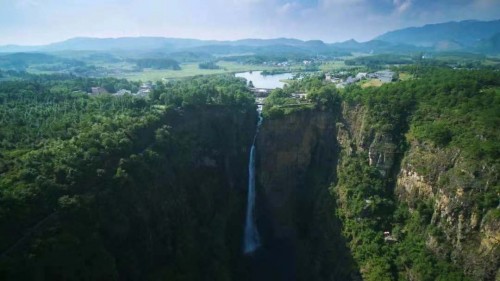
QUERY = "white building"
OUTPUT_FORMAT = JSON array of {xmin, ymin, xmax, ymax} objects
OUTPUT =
[{"xmin": 114, "ymin": 89, "xmax": 132, "ymax": 96}]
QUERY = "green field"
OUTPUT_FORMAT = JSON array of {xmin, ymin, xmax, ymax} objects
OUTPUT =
[
  {"xmin": 119, "ymin": 61, "xmax": 285, "ymax": 81},
  {"xmin": 360, "ymin": 79, "xmax": 384, "ymax": 88},
  {"xmin": 399, "ymin": 72, "xmax": 413, "ymax": 81},
  {"xmin": 319, "ymin": 60, "xmax": 349, "ymax": 72}
]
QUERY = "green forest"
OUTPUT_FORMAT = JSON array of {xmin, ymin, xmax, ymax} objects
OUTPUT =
[
  {"xmin": 0, "ymin": 65, "xmax": 498, "ymax": 280},
  {"xmin": 260, "ymin": 66, "xmax": 499, "ymax": 280},
  {"xmin": 333, "ymin": 67, "xmax": 499, "ymax": 280},
  {"xmin": 0, "ymin": 73, "xmax": 257, "ymax": 280}
]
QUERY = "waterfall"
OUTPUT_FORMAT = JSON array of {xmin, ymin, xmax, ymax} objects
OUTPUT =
[{"xmin": 243, "ymin": 110, "xmax": 263, "ymax": 254}]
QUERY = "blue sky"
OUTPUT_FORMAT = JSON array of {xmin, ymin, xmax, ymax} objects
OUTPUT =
[{"xmin": 1, "ymin": 0, "xmax": 499, "ymax": 45}]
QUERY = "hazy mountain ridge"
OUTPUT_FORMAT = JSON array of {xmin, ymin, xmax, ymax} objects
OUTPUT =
[
  {"xmin": 477, "ymin": 32, "xmax": 500, "ymax": 53},
  {"xmin": 0, "ymin": 37, "xmax": 329, "ymax": 53},
  {"xmin": 330, "ymin": 39, "xmax": 425, "ymax": 53},
  {"xmin": 0, "ymin": 19, "xmax": 499, "ymax": 57},
  {"xmin": 376, "ymin": 19, "xmax": 500, "ymax": 50}
]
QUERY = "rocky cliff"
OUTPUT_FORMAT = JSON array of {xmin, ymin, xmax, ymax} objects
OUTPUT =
[
  {"xmin": 256, "ymin": 100, "xmax": 498, "ymax": 280},
  {"xmin": 396, "ymin": 143, "xmax": 499, "ymax": 280},
  {"xmin": 339, "ymin": 100, "xmax": 498, "ymax": 280},
  {"xmin": 255, "ymin": 109, "xmax": 354, "ymax": 280}
]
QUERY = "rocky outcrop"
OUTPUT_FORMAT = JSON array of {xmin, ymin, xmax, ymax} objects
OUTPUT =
[
  {"xmin": 337, "ymin": 103, "xmax": 398, "ymax": 178},
  {"xmin": 255, "ymin": 100, "xmax": 498, "ymax": 280},
  {"xmin": 338, "ymin": 101, "xmax": 499, "ymax": 280},
  {"xmin": 396, "ymin": 144, "xmax": 499, "ymax": 280}
]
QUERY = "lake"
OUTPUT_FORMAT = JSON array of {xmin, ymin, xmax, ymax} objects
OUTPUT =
[{"xmin": 235, "ymin": 71, "xmax": 293, "ymax": 89}]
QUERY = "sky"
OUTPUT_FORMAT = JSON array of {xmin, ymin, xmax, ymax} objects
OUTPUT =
[{"xmin": 1, "ymin": 0, "xmax": 499, "ymax": 45}]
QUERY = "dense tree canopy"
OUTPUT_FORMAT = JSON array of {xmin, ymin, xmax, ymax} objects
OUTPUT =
[{"xmin": 0, "ymin": 73, "xmax": 257, "ymax": 280}]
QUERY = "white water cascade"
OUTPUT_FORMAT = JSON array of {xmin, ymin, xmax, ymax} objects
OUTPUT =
[{"xmin": 243, "ymin": 110, "xmax": 263, "ymax": 254}]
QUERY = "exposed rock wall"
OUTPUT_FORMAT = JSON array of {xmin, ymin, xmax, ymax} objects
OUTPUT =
[
  {"xmin": 257, "ymin": 102, "xmax": 498, "ymax": 280},
  {"xmin": 396, "ymin": 144, "xmax": 499, "ymax": 280},
  {"xmin": 256, "ymin": 109, "xmax": 354, "ymax": 280},
  {"xmin": 257, "ymin": 110, "xmax": 337, "ymax": 239},
  {"xmin": 339, "ymin": 101, "xmax": 499, "ymax": 280}
]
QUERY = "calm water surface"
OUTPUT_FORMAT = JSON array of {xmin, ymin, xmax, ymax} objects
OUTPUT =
[{"xmin": 235, "ymin": 71, "xmax": 293, "ymax": 89}]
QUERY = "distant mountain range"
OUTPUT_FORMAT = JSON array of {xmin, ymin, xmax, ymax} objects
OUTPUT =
[
  {"xmin": 375, "ymin": 19, "xmax": 500, "ymax": 52},
  {"xmin": 0, "ymin": 19, "xmax": 499, "ymax": 55},
  {"xmin": 0, "ymin": 37, "xmax": 330, "ymax": 53}
]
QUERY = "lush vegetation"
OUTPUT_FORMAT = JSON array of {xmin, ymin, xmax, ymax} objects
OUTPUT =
[
  {"xmin": 334, "ymin": 154, "xmax": 470, "ymax": 281},
  {"xmin": 0, "ymin": 73, "xmax": 257, "ymax": 280},
  {"xmin": 333, "ymin": 66, "xmax": 499, "ymax": 280},
  {"xmin": 262, "ymin": 75, "xmax": 342, "ymax": 119},
  {"xmin": 0, "ymin": 64, "xmax": 498, "ymax": 280},
  {"xmin": 343, "ymin": 67, "xmax": 500, "ymax": 162},
  {"xmin": 134, "ymin": 58, "xmax": 181, "ymax": 70},
  {"xmin": 345, "ymin": 54, "xmax": 413, "ymax": 67},
  {"xmin": 259, "ymin": 66, "xmax": 499, "ymax": 280},
  {"xmin": 198, "ymin": 61, "xmax": 221, "ymax": 69},
  {"xmin": 262, "ymin": 89, "xmax": 313, "ymax": 118},
  {"xmin": 0, "ymin": 53, "xmax": 85, "ymax": 71}
]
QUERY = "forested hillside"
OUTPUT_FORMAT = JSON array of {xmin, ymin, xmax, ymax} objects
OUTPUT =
[
  {"xmin": 336, "ymin": 68, "xmax": 499, "ymax": 280},
  {"xmin": 0, "ymin": 73, "xmax": 257, "ymax": 280},
  {"xmin": 257, "ymin": 67, "xmax": 499, "ymax": 280},
  {"xmin": 0, "ymin": 66, "xmax": 498, "ymax": 280}
]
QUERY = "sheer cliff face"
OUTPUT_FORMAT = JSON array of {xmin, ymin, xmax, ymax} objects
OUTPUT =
[
  {"xmin": 256, "ymin": 110, "xmax": 354, "ymax": 280},
  {"xmin": 396, "ymin": 145, "xmax": 499, "ymax": 280},
  {"xmin": 338, "ymin": 102, "xmax": 499, "ymax": 280},
  {"xmin": 256, "ymin": 110, "xmax": 337, "ymax": 240},
  {"xmin": 256, "ymin": 103, "xmax": 498, "ymax": 280}
]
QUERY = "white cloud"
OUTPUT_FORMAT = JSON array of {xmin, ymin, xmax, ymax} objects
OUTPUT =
[
  {"xmin": 277, "ymin": 2, "xmax": 302, "ymax": 15},
  {"xmin": 393, "ymin": 0, "xmax": 412, "ymax": 14},
  {"xmin": 0, "ymin": 0, "xmax": 499, "ymax": 45}
]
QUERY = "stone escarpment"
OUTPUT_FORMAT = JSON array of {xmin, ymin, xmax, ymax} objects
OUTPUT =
[
  {"xmin": 339, "ymin": 102, "xmax": 499, "ymax": 280},
  {"xmin": 256, "ymin": 102, "xmax": 498, "ymax": 280},
  {"xmin": 396, "ymin": 145, "xmax": 499, "ymax": 280},
  {"xmin": 255, "ymin": 109, "xmax": 354, "ymax": 281},
  {"xmin": 257, "ymin": 110, "xmax": 337, "ymax": 240}
]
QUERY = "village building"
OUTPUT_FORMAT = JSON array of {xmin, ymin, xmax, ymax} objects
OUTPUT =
[
  {"xmin": 356, "ymin": 72, "xmax": 368, "ymax": 80},
  {"xmin": 89, "ymin": 87, "xmax": 108, "ymax": 96},
  {"xmin": 291, "ymin": 92, "xmax": 307, "ymax": 99},
  {"xmin": 250, "ymin": 88, "xmax": 271, "ymax": 97},
  {"xmin": 135, "ymin": 82, "xmax": 154, "ymax": 98},
  {"xmin": 368, "ymin": 70, "xmax": 395, "ymax": 83},
  {"xmin": 136, "ymin": 88, "xmax": 151, "ymax": 97},
  {"xmin": 114, "ymin": 89, "xmax": 132, "ymax": 96}
]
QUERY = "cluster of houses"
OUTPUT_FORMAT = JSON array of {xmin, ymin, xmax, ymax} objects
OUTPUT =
[
  {"xmin": 262, "ymin": 61, "xmax": 290, "ymax": 67},
  {"xmin": 249, "ymin": 87, "xmax": 307, "ymax": 105},
  {"xmin": 326, "ymin": 70, "xmax": 396, "ymax": 88},
  {"xmin": 261, "ymin": 59, "xmax": 316, "ymax": 67},
  {"xmin": 136, "ymin": 82, "xmax": 154, "ymax": 97},
  {"xmin": 88, "ymin": 82, "xmax": 153, "ymax": 98}
]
